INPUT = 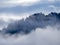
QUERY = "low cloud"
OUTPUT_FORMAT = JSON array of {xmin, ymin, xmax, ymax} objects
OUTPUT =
[
  {"xmin": 0, "ymin": 26, "xmax": 60, "ymax": 45},
  {"xmin": 0, "ymin": 13, "xmax": 30, "ymax": 30}
]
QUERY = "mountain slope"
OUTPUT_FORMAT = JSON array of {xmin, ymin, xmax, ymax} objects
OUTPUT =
[{"xmin": 1, "ymin": 12, "xmax": 60, "ymax": 35}]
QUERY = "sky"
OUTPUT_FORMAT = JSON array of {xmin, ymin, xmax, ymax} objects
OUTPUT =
[
  {"xmin": 0, "ymin": 0, "xmax": 60, "ymax": 14},
  {"xmin": 0, "ymin": 0, "xmax": 60, "ymax": 45},
  {"xmin": 0, "ymin": 0, "xmax": 60, "ymax": 29}
]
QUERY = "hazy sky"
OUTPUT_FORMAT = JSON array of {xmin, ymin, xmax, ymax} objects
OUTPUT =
[
  {"xmin": 0, "ymin": 0, "xmax": 60, "ymax": 29},
  {"xmin": 0, "ymin": 0, "xmax": 60, "ymax": 14}
]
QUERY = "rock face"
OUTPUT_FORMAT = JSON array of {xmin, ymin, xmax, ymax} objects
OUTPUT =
[{"xmin": 1, "ymin": 12, "xmax": 60, "ymax": 35}]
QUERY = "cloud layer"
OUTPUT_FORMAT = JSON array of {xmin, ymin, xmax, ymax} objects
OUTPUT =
[
  {"xmin": 0, "ymin": 26, "xmax": 60, "ymax": 45},
  {"xmin": 0, "ymin": 0, "xmax": 60, "ymax": 14},
  {"xmin": 0, "ymin": 0, "xmax": 40, "ymax": 7},
  {"xmin": 0, "ymin": 0, "xmax": 59, "ymax": 7}
]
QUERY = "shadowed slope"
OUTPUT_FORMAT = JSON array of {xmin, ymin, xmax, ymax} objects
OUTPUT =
[{"xmin": 1, "ymin": 12, "xmax": 60, "ymax": 35}]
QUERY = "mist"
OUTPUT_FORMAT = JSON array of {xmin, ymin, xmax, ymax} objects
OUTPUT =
[{"xmin": 0, "ymin": 26, "xmax": 60, "ymax": 45}]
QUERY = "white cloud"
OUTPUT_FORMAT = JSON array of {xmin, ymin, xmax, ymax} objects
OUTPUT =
[
  {"xmin": 0, "ymin": 26, "xmax": 60, "ymax": 45},
  {"xmin": 48, "ymin": 5, "xmax": 60, "ymax": 12},
  {"xmin": 49, "ymin": 5, "xmax": 56, "ymax": 11},
  {"xmin": 0, "ymin": 13, "xmax": 30, "ymax": 21},
  {"xmin": 48, "ymin": 0, "xmax": 55, "ymax": 2},
  {"xmin": 0, "ymin": 13, "xmax": 30, "ymax": 30},
  {"xmin": 0, "ymin": 0, "xmax": 40, "ymax": 7}
]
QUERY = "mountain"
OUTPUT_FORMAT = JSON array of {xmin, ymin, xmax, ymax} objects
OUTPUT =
[{"xmin": 1, "ymin": 12, "xmax": 60, "ymax": 35}]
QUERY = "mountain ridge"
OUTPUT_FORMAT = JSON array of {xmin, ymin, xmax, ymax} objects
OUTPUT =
[{"xmin": 1, "ymin": 12, "xmax": 60, "ymax": 35}]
